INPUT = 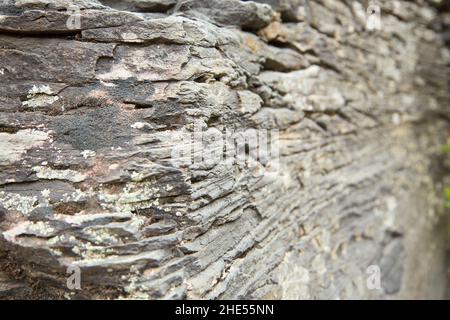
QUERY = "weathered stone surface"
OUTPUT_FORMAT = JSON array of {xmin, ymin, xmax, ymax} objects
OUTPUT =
[
  {"xmin": 176, "ymin": 0, "xmax": 275, "ymax": 30},
  {"xmin": 0, "ymin": 0, "xmax": 449, "ymax": 300}
]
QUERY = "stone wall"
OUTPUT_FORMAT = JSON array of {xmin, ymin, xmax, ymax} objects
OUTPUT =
[{"xmin": 0, "ymin": 0, "xmax": 449, "ymax": 299}]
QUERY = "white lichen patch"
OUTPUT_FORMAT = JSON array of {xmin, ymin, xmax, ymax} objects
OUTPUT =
[
  {"xmin": 33, "ymin": 166, "xmax": 87, "ymax": 183},
  {"xmin": 28, "ymin": 84, "xmax": 53, "ymax": 96},
  {"xmin": 131, "ymin": 122, "xmax": 147, "ymax": 130},
  {"xmin": 130, "ymin": 171, "xmax": 145, "ymax": 181},
  {"xmin": 71, "ymin": 242, "xmax": 116, "ymax": 260},
  {"xmin": 61, "ymin": 188, "xmax": 93, "ymax": 203},
  {"xmin": 41, "ymin": 189, "xmax": 51, "ymax": 198},
  {"xmin": 48, "ymin": 234, "xmax": 77, "ymax": 246},
  {"xmin": 0, "ymin": 191, "xmax": 39, "ymax": 215},
  {"xmin": 39, "ymin": 188, "xmax": 52, "ymax": 206},
  {"xmin": 3, "ymin": 221, "xmax": 56, "ymax": 242},
  {"xmin": 23, "ymin": 95, "xmax": 59, "ymax": 109},
  {"xmin": 84, "ymin": 227, "xmax": 119, "ymax": 245},
  {"xmin": 128, "ymin": 216, "xmax": 146, "ymax": 231},
  {"xmin": 98, "ymin": 180, "xmax": 162, "ymax": 212},
  {"xmin": 118, "ymin": 290, "xmax": 151, "ymax": 300},
  {"xmin": 122, "ymin": 270, "xmax": 147, "ymax": 299},
  {"xmin": 118, "ymin": 267, "xmax": 151, "ymax": 299},
  {"xmin": 22, "ymin": 84, "xmax": 59, "ymax": 109},
  {"xmin": 81, "ymin": 150, "xmax": 96, "ymax": 159},
  {"xmin": 26, "ymin": 221, "xmax": 56, "ymax": 236},
  {"xmin": 50, "ymin": 248, "xmax": 63, "ymax": 256},
  {"xmin": 0, "ymin": 129, "xmax": 49, "ymax": 165}
]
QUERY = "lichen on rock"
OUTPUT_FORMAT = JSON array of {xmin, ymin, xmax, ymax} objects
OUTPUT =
[{"xmin": 0, "ymin": 0, "xmax": 449, "ymax": 300}]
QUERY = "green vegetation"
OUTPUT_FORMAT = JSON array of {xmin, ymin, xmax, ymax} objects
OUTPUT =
[
  {"xmin": 443, "ymin": 143, "xmax": 450, "ymax": 154},
  {"xmin": 446, "ymin": 188, "xmax": 450, "ymax": 209}
]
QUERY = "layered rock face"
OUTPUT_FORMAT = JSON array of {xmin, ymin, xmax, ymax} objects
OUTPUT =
[{"xmin": 0, "ymin": 0, "xmax": 449, "ymax": 299}]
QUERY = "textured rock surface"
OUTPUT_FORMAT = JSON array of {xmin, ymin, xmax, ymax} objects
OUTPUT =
[{"xmin": 0, "ymin": 0, "xmax": 449, "ymax": 299}]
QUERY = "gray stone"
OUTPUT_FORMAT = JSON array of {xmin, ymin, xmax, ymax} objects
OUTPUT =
[{"xmin": 0, "ymin": 0, "xmax": 449, "ymax": 300}]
